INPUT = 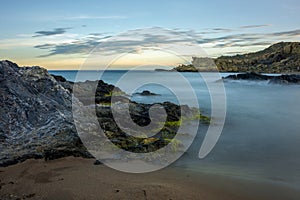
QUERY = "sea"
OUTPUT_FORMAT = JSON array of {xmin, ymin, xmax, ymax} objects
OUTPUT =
[{"xmin": 50, "ymin": 70, "xmax": 300, "ymax": 188}]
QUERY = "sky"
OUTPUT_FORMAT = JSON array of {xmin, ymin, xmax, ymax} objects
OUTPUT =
[{"xmin": 0, "ymin": 0, "xmax": 300, "ymax": 69}]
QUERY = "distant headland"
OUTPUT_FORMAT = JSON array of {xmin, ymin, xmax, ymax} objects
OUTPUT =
[{"xmin": 161, "ymin": 42, "xmax": 300, "ymax": 73}]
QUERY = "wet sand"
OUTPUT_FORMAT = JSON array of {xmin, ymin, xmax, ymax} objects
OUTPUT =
[{"xmin": 0, "ymin": 157, "xmax": 299, "ymax": 200}]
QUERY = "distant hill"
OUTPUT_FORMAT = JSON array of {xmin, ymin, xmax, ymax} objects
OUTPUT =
[{"xmin": 173, "ymin": 42, "xmax": 300, "ymax": 73}]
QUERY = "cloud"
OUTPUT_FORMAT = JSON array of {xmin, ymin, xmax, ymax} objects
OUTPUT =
[
  {"xmin": 196, "ymin": 33, "xmax": 262, "ymax": 45},
  {"xmin": 198, "ymin": 28, "xmax": 234, "ymax": 35},
  {"xmin": 34, "ymin": 35, "xmax": 111, "ymax": 57},
  {"xmin": 198, "ymin": 24, "xmax": 271, "ymax": 35},
  {"xmin": 269, "ymin": 29, "xmax": 300, "ymax": 37},
  {"xmin": 197, "ymin": 28, "xmax": 300, "ymax": 49},
  {"xmin": 240, "ymin": 24, "xmax": 271, "ymax": 29},
  {"xmin": 34, "ymin": 27, "xmax": 200, "ymax": 57},
  {"xmin": 212, "ymin": 41, "xmax": 272, "ymax": 48},
  {"xmin": 33, "ymin": 27, "xmax": 72, "ymax": 37},
  {"xmin": 34, "ymin": 40, "xmax": 100, "ymax": 57},
  {"xmin": 33, "ymin": 27, "xmax": 300, "ymax": 57},
  {"xmin": 212, "ymin": 28, "xmax": 232, "ymax": 32}
]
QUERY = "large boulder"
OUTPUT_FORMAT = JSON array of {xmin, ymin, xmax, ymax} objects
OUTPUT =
[{"xmin": 0, "ymin": 60, "xmax": 92, "ymax": 166}]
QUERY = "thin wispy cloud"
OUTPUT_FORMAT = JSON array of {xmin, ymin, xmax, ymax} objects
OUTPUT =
[
  {"xmin": 212, "ymin": 28, "xmax": 233, "ymax": 32},
  {"xmin": 270, "ymin": 29, "xmax": 300, "ymax": 37},
  {"xmin": 197, "ymin": 24, "xmax": 270, "ymax": 35},
  {"xmin": 240, "ymin": 24, "xmax": 272, "ymax": 29},
  {"xmin": 33, "ymin": 27, "xmax": 72, "ymax": 37},
  {"xmin": 212, "ymin": 41, "xmax": 272, "ymax": 48},
  {"xmin": 34, "ymin": 35, "xmax": 111, "ymax": 57},
  {"xmin": 199, "ymin": 28, "xmax": 234, "ymax": 35},
  {"xmin": 34, "ymin": 40, "xmax": 101, "ymax": 57}
]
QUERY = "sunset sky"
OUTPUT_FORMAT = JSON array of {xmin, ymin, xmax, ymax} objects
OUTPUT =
[{"xmin": 1, "ymin": 0, "xmax": 300, "ymax": 69}]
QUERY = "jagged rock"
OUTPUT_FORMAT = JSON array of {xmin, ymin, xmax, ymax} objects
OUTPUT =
[
  {"xmin": 51, "ymin": 74, "xmax": 73, "ymax": 92},
  {"xmin": 73, "ymin": 80, "xmax": 125, "ymax": 105},
  {"xmin": 0, "ymin": 60, "xmax": 92, "ymax": 166}
]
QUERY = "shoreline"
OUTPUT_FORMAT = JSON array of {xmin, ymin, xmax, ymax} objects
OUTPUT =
[{"xmin": 1, "ymin": 157, "xmax": 299, "ymax": 200}]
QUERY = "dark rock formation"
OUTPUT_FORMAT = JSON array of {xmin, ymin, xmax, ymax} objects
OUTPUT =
[
  {"xmin": 96, "ymin": 102, "xmax": 183, "ymax": 153},
  {"xmin": 223, "ymin": 72, "xmax": 270, "ymax": 81},
  {"xmin": 133, "ymin": 90, "xmax": 160, "ymax": 96},
  {"xmin": 174, "ymin": 64, "xmax": 199, "ymax": 72},
  {"xmin": 172, "ymin": 42, "xmax": 300, "ymax": 73},
  {"xmin": 0, "ymin": 60, "xmax": 92, "ymax": 167},
  {"xmin": 71, "ymin": 80, "xmax": 126, "ymax": 105},
  {"xmin": 223, "ymin": 72, "xmax": 300, "ymax": 84},
  {"xmin": 51, "ymin": 74, "xmax": 73, "ymax": 92},
  {"xmin": 269, "ymin": 74, "xmax": 300, "ymax": 84},
  {"xmin": 154, "ymin": 68, "xmax": 172, "ymax": 72}
]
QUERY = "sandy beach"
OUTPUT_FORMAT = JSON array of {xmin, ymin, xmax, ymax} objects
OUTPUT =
[{"xmin": 0, "ymin": 157, "xmax": 299, "ymax": 200}]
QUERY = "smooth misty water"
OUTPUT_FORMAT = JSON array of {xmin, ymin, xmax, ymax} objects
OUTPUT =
[{"xmin": 50, "ymin": 70, "xmax": 300, "ymax": 187}]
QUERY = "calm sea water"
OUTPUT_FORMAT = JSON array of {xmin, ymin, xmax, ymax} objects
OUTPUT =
[{"xmin": 50, "ymin": 70, "xmax": 300, "ymax": 187}]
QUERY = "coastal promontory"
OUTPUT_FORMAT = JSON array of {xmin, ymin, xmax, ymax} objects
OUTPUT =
[{"xmin": 173, "ymin": 42, "xmax": 300, "ymax": 73}]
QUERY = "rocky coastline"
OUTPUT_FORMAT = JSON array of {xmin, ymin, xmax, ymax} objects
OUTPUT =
[
  {"xmin": 170, "ymin": 42, "xmax": 300, "ymax": 73},
  {"xmin": 0, "ymin": 60, "xmax": 208, "ymax": 167}
]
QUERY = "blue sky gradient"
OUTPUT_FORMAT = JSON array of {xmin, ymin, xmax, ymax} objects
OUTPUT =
[{"xmin": 1, "ymin": 0, "xmax": 300, "ymax": 69}]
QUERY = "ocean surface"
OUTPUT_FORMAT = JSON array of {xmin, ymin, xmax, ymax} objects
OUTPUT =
[{"xmin": 50, "ymin": 70, "xmax": 300, "ymax": 188}]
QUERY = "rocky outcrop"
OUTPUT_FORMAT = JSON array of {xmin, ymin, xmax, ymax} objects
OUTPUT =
[
  {"xmin": 133, "ymin": 90, "xmax": 160, "ymax": 96},
  {"xmin": 173, "ymin": 42, "xmax": 300, "ymax": 73},
  {"xmin": 0, "ymin": 60, "xmax": 207, "ymax": 166},
  {"xmin": 216, "ymin": 42, "xmax": 300, "ymax": 73},
  {"xmin": 173, "ymin": 64, "xmax": 199, "ymax": 72},
  {"xmin": 223, "ymin": 72, "xmax": 270, "ymax": 81},
  {"xmin": 223, "ymin": 72, "xmax": 300, "ymax": 84},
  {"xmin": 0, "ymin": 60, "xmax": 92, "ymax": 166}
]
